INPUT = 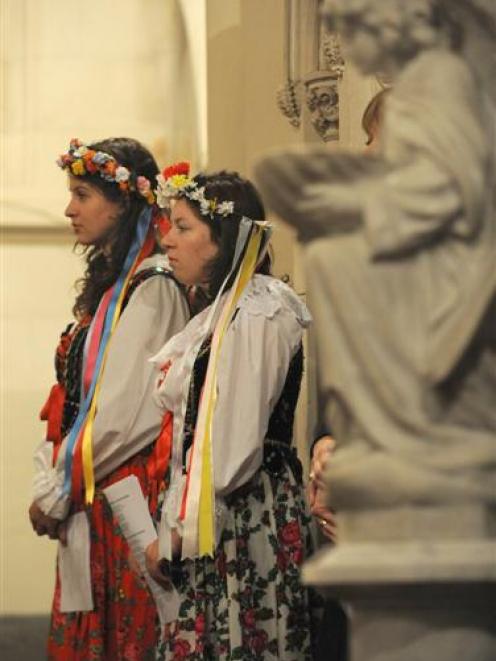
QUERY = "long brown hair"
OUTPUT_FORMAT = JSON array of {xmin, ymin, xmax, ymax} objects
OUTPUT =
[{"xmin": 71, "ymin": 138, "xmax": 159, "ymax": 319}]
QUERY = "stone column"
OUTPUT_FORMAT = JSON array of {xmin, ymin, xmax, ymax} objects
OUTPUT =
[{"xmin": 304, "ymin": 507, "xmax": 496, "ymax": 661}]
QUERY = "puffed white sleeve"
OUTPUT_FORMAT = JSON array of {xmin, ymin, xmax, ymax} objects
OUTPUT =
[
  {"xmin": 33, "ymin": 274, "xmax": 190, "ymax": 518},
  {"xmin": 211, "ymin": 303, "xmax": 304, "ymax": 498}
]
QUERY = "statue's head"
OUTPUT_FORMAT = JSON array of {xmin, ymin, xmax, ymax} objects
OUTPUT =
[{"xmin": 323, "ymin": 0, "xmax": 459, "ymax": 75}]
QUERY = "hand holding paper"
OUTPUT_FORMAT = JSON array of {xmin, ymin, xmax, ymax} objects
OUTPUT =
[{"xmin": 103, "ymin": 475, "xmax": 180, "ymax": 626}]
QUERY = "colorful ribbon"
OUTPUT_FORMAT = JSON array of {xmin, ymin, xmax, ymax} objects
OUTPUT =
[
  {"xmin": 63, "ymin": 207, "xmax": 154, "ymax": 504},
  {"xmin": 181, "ymin": 221, "xmax": 269, "ymax": 557}
]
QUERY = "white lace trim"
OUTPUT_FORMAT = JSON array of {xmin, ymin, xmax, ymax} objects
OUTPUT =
[
  {"xmin": 237, "ymin": 275, "xmax": 312, "ymax": 326},
  {"xmin": 151, "ymin": 276, "xmax": 311, "ymax": 374}
]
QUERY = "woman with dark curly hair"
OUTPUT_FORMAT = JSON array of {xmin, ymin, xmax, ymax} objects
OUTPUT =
[
  {"xmin": 29, "ymin": 138, "xmax": 190, "ymax": 660},
  {"xmin": 145, "ymin": 165, "xmax": 319, "ymax": 660}
]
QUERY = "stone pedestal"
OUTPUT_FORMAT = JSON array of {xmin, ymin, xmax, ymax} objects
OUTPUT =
[{"xmin": 304, "ymin": 506, "xmax": 496, "ymax": 661}]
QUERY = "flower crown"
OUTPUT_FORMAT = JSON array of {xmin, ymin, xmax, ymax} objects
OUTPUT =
[
  {"xmin": 155, "ymin": 162, "xmax": 235, "ymax": 218},
  {"xmin": 57, "ymin": 139, "xmax": 156, "ymax": 205}
]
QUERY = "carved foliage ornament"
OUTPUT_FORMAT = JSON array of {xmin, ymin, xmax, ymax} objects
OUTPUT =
[
  {"xmin": 304, "ymin": 73, "xmax": 340, "ymax": 141},
  {"xmin": 276, "ymin": 79, "xmax": 302, "ymax": 129},
  {"xmin": 276, "ymin": 0, "xmax": 345, "ymax": 141}
]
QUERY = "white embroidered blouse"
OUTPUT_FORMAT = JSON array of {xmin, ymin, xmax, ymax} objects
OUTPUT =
[
  {"xmin": 151, "ymin": 274, "xmax": 311, "ymax": 559},
  {"xmin": 33, "ymin": 254, "xmax": 190, "ymax": 518}
]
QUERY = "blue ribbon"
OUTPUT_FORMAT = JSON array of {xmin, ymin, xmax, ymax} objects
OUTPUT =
[{"xmin": 62, "ymin": 207, "xmax": 152, "ymax": 496}]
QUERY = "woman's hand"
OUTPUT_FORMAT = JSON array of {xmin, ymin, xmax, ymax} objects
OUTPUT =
[
  {"xmin": 145, "ymin": 539, "xmax": 173, "ymax": 591},
  {"xmin": 308, "ymin": 435, "xmax": 335, "ymax": 502},
  {"xmin": 28, "ymin": 502, "xmax": 68, "ymax": 545},
  {"xmin": 308, "ymin": 435, "xmax": 337, "ymax": 543},
  {"xmin": 311, "ymin": 488, "xmax": 337, "ymax": 543}
]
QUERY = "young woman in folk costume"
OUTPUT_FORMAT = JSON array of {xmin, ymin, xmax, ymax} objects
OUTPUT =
[
  {"xmin": 145, "ymin": 165, "xmax": 320, "ymax": 660},
  {"xmin": 28, "ymin": 138, "xmax": 190, "ymax": 661}
]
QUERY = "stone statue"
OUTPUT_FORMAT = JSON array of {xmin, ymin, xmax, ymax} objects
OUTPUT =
[{"xmin": 256, "ymin": 0, "xmax": 496, "ymax": 511}]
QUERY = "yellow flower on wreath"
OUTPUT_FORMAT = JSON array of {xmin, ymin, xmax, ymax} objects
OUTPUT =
[
  {"xmin": 71, "ymin": 160, "xmax": 85, "ymax": 176},
  {"xmin": 170, "ymin": 174, "xmax": 190, "ymax": 189}
]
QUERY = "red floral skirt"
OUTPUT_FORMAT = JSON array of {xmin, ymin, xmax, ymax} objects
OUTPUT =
[{"xmin": 47, "ymin": 451, "xmax": 160, "ymax": 661}]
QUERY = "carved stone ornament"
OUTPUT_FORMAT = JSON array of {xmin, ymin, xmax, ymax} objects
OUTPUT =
[
  {"xmin": 276, "ymin": 0, "xmax": 301, "ymax": 129},
  {"xmin": 304, "ymin": 71, "xmax": 339, "ymax": 141},
  {"xmin": 276, "ymin": 79, "xmax": 301, "ymax": 128},
  {"xmin": 276, "ymin": 1, "xmax": 345, "ymax": 138},
  {"xmin": 320, "ymin": 31, "xmax": 345, "ymax": 78}
]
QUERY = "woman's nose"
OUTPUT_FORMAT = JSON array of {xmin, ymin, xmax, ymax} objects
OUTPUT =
[
  {"xmin": 162, "ymin": 228, "xmax": 176, "ymax": 248},
  {"xmin": 65, "ymin": 199, "xmax": 76, "ymax": 218}
]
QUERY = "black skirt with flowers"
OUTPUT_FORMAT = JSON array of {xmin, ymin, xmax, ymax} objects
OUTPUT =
[{"xmin": 156, "ymin": 343, "xmax": 321, "ymax": 660}]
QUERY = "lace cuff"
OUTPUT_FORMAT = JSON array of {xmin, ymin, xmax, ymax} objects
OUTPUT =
[{"xmin": 32, "ymin": 441, "xmax": 70, "ymax": 519}]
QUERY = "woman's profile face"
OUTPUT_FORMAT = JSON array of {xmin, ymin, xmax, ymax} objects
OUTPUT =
[
  {"xmin": 162, "ymin": 198, "xmax": 219, "ymax": 287},
  {"xmin": 65, "ymin": 175, "xmax": 121, "ymax": 246}
]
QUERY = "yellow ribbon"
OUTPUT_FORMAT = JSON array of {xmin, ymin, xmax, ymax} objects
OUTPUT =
[{"xmin": 197, "ymin": 225, "xmax": 264, "ymax": 555}]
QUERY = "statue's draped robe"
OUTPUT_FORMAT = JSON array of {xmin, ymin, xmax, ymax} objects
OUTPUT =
[{"xmin": 257, "ymin": 49, "xmax": 496, "ymax": 507}]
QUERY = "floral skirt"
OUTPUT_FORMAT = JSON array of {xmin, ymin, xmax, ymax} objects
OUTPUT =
[
  {"xmin": 47, "ymin": 451, "xmax": 159, "ymax": 661},
  {"xmin": 157, "ymin": 465, "xmax": 320, "ymax": 661}
]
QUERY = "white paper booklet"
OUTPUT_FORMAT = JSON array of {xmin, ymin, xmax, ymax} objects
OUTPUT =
[
  {"xmin": 59, "ymin": 511, "xmax": 94, "ymax": 612},
  {"xmin": 103, "ymin": 475, "xmax": 180, "ymax": 626}
]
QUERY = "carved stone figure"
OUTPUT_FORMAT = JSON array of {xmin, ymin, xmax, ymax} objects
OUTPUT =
[
  {"xmin": 257, "ymin": 0, "xmax": 496, "ymax": 511},
  {"xmin": 304, "ymin": 72, "xmax": 340, "ymax": 141}
]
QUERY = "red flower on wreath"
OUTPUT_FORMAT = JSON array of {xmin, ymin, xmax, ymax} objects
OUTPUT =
[
  {"xmin": 279, "ymin": 520, "xmax": 301, "ymax": 546},
  {"xmin": 83, "ymin": 151, "xmax": 98, "ymax": 174},
  {"xmin": 104, "ymin": 161, "xmax": 117, "ymax": 177},
  {"xmin": 162, "ymin": 162, "xmax": 190, "ymax": 179}
]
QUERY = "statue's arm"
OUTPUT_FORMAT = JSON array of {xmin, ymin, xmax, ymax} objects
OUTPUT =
[
  {"xmin": 262, "ymin": 152, "xmax": 463, "ymax": 256},
  {"xmin": 360, "ymin": 155, "xmax": 462, "ymax": 258}
]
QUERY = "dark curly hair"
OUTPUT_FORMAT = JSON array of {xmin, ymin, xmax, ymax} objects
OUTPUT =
[
  {"xmin": 70, "ymin": 137, "xmax": 159, "ymax": 319},
  {"xmin": 179, "ymin": 171, "xmax": 271, "ymax": 298}
]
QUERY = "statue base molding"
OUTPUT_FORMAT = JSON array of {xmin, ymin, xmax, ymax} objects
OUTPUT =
[{"xmin": 305, "ymin": 506, "xmax": 496, "ymax": 661}]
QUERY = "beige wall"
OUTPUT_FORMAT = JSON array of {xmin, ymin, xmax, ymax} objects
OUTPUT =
[
  {"xmin": 206, "ymin": 0, "xmax": 301, "ymax": 283},
  {"xmin": 1, "ymin": 230, "xmax": 83, "ymax": 614},
  {"xmin": 0, "ymin": 0, "xmax": 202, "ymax": 615},
  {"xmin": 1, "ymin": 0, "xmax": 207, "ymax": 616}
]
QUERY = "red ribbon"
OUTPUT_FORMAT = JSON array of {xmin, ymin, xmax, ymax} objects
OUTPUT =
[
  {"xmin": 147, "ymin": 411, "xmax": 173, "ymax": 484},
  {"xmin": 39, "ymin": 383, "xmax": 66, "ymax": 464}
]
